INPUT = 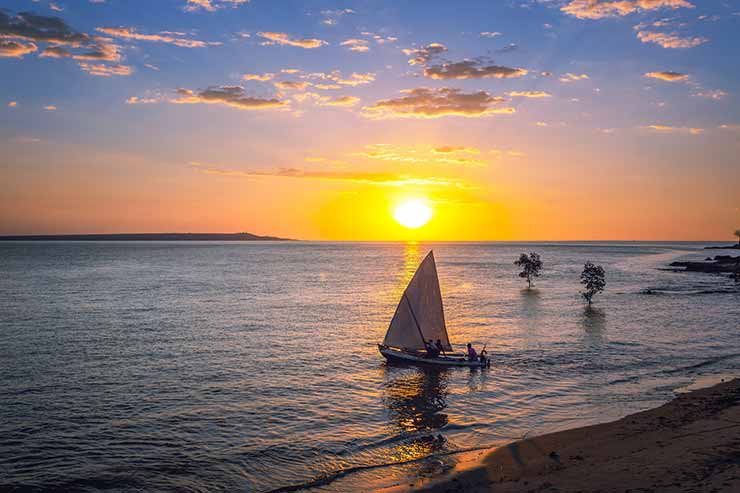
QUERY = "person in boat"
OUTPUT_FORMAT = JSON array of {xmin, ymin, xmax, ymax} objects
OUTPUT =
[
  {"xmin": 466, "ymin": 343, "xmax": 477, "ymax": 362},
  {"xmin": 435, "ymin": 339, "xmax": 445, "ymax": 356},
  {"xmin": 425, "ymin": 339, "xmax": 440, "ymax": 358}
]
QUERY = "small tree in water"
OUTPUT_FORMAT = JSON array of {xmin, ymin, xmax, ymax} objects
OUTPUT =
[
  {"xmin": 580, "ymin": 261, "xmax": 606, "ymax": 305},
  {"xmin": 514, "ymin": 252, "xmax": 543, "ymax": 288}
]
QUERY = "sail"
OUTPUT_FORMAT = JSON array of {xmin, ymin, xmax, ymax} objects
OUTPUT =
[{"xmin": 383, "ymin": 251, "xmax": 452, "ymax": 351}]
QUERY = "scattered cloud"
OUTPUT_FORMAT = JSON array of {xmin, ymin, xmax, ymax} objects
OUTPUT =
[
  {"xmin": 318, "ymin": 95, "xmax": 360, "ymax": 107},
  {"xmin": 402, "ymin": 43, "xmax": 447, "ymax": 65},
  {"xmin": 480, "ymin": 31, "xmax": 502, "ymax": 38},
  {"xmin": 274, "ymin": 80, "xmax": 310, "ymax": 91},
  {"xmin": 360, "ymin": 32, "xmax": 397, "ymax": 44},
  {"xmin": 643, "ymin": 124, "xmax": 703, "ymax": 134},
  {"xmin": 559, "ymin": 73, "xmax": 589, "ymax": 82},
  {"xmin": 306, "ymin": 71, "xmax": 375, "ymax": 87},
  {"xmin": 171, "ymin": 86, "xmax": 288, "ymax": 110},
  {"xmin": 0, "ymin": 11, "xmax": 89, "ymax": 46},
  {"xmin": 184, "ymin": 0, "xmax": 249, "ymax": 12},
  {"xmin": 126, "ymin": 95, "xmax": 161, "ymax": 104},
  {"xmin": 78, "ymin": 62, "xmax": 133, "ymax": 77},
  {"xmin": 496, "ymin": 43, "xmax": 518, "ymax": 53},
  {"xmin": 644, "ymin": 71, "xmax": 688, "ymax": 81},
  {"xmin": 362, "ymin": 87, "xmax": 514, "ymax": 119},
  {"xmin": 49, "ymin": 3, "xmax": 64, "ymax": 12},
  {"xmin": 508, "ymin": 90, "xmax": 552, "ymax": 98},
  {"xmin": 44, "ymin": 105, "xmax": 57, "ymax": 111},
  {"xmin": 0, "ymin": 40, "xmax": 37, "ymax": 58},
  {"xmin": 243, "ymin": 72, "xmax": 275, "ymax": 81},
  {"xmin": 321, "ymin": 8, "xmax": 354, "ymax": 25},
  {"xmin": 257, "ymin": 31, "xmax": 327, "ymax": 49},
  {"xmin": 96, "ymin": 26, "xmax": 219, "ymax": 48},
  {"xmin": 8, "ymin": 101, "xmax": 18, "ymax": 107},
  {"xmin": 636, "ymin": 29, "xmax": 707, "ymax": 48},
  {"xmin": 340, "ymin": 38, "xmax": 369, "ymax": 52},
  {"xmin": 424, "ymin": 60, "xmax": 527, "ymax": 80},
  {"xmin": 561, "ymin": 0, "xmax": 694, "ymax": 20},
  {"xmin": 692, "ymin": 89, "xmax": 727, "ymax": 100}
]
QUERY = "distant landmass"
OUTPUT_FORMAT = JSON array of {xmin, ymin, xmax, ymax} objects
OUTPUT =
[{"xmin": 0, "ymin": 232, "xmax": 293, "ymax": 241}]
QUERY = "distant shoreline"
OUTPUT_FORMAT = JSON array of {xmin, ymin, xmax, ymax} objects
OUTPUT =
[{"xmin": 0, "ymin": 233, "xmax": 293, "ymax": 242}]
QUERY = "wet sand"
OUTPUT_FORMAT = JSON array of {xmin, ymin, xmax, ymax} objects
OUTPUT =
[{"xmin": 389, "ymin": 378, "xmax": 740, "ymax": 492}]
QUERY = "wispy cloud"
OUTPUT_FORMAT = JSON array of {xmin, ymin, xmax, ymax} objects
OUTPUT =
[
  {"xmin": 643, "ymin": 124, "xmax": 704, "ymax": 134},
  {"xmin": 692, "ymin": 89, "xmax": 727, "ymax": 100},
  {"xmin": 480, "ymin": 31, "xmax": 502, "ymax": 38},
  {"xmin": 340, "ymin": 38, "xmax": 369, "ymax": 52},
  {"xmin": 242, "ymin": 72, "xmax": 275, "ymax": 81},
  {"xmin": 320, "ymin": 8, "xmax": 354, "ymax": 25},
  {"xmin": 191, "ymin": 162, "xmax": 462, "ymax": 188},
  {"xmin": 561, "ymin": 0, "xmax": 694, "ymax": 20},
  {"xmin": 507, "ymin": 91, "xmax": 552, "ymax": 98},
  {"xmin": 78, "ymin": 62, "xmax": 133, "ymax": 77},
  {"xmin": 257, "ymin": 31, "xmax": 327, "ymax": 49},
  {"xmin": 644, "ymin": 71, "xmax": 688, "ymax": 81},
  {"xmin": 362, "ymin": 87, "xmax": 514, "ymax": 119},
  {"xmin": 559, "ymin": 73, "xmax": 589, "ymax": 82},
  {"xmin": 184, "ymin": 0, "xmax": 249, "ymax": 13},
  {"xmin": 96, "ymin": 27, "xmax": 219, "ymax": 48},
  {"xmin": 636, "ymin": 29, "xmax": 707, "ymax": 48}
]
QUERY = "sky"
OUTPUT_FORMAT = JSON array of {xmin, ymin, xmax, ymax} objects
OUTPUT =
[{"xmin": 1, "ymin": 0, "xmax": 739, "ymax": 240}]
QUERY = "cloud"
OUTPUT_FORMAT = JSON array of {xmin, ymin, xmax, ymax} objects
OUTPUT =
[
  {"xmin": 191, "ymin": 162, "xmax": 460, "ymax": 188},
  {"xmin": 559, "ymin": 73, "xmax": 589, "ymax": 82},
  {"xmin": 307, "ymin": 71, "xmax": 375, "ymax": 87},
  {"xmin": 643, "ymin": 124, "xmax": 703, "ymax": 134},
  {"xmin": 274, "ymin": 80, "xmax": 310, "ymax": 90},
  {"xmin": 78, "ymin": 62, "xmax": 132, "ymax": 77},
  {"xmin": 242, "ymin": 73, "xmax": 274, "ymax": 81},
  {"xmin": 171, "ymin": 86, "xmax": 288, "ymax": 110},
  {"xmin": 644, "ymin": 71, "xmax": 688, "ymax": 81},
  {"xmin": 49, "ymin": 3, "xmax": 64, "ymax": 12},
  {"xmin": 96, "ymin": 26, "xmax": 218, "ymax": 48},
  {"xmin": 184, "ymin": 0, "xmax": 249, "ymax": 12},
  {"xmin": 319, "ymin": 95, "xmax": 360, "ymax": 107},
  {"xmin": 636, "ymin": 29, "xmax": 707, "ymax": 48},
  {"xmin": 357, "ymin": 144, "xmax": 487, "ymax": 166},
  {"xmin": 692, "ymin": 89, "xmax": 727, "ymax": 100},
  {"xmin": 44, "ymin": 105, "xmax": 57, "ymax": 110},
  {"xmin": 561, "ymin": 0, "xmax": 694, "ymax": 20},
  {"xmin": 321, "ymin": 8, "xmax": 354, "ymax": 25},
  {"xmin": 496, "ymin": 43, "xmax": 518, "ymax": 53},
  {"xmin": 507, "ymin": 90, "xmax": 552, "ymax": 98},
  {"xmin": 424, "ymin": 60, "xmax": 527, "ymax": 80},
  {"xmin": 257, "ymin": 31, "xmax": 327, "ymax": 49},
  {"xmin": 402, "ymin": 43, "xmax": 447, "ymax": 65},
  {"xmin": 340, "ymin": 38, "xmax": 369, "ymax": 52},
  {"xmin": 126, "ymin": 95, "xmax": 161, "ymax": 104},
  {"xmin": 362, "ymin": 87, "xmax": 515, "ymax": 119},
  {"xmin": 360, "ymin": 32, "xmax": 397, "ymax": 44},
  {"xmin": 0, "ymin": 39, "xmax": 37, "ymax": 57},
  {"xmin": 480, "ymin": 31, "xmax": 502, "ymax": 38},
  {"xmin": 8, "ymin": 101, "xmax": 17, "ymax": 107},
  {"xmin": 719, "ymin": 124, "xmax": 740, "ymax": 131},
  {"xmin": 433, "ymin": 146, "xmax": 480, "ymax": 154},
  {"xmin": 0, "ymin": 11, "xmax": 89, "ymax": 46}
]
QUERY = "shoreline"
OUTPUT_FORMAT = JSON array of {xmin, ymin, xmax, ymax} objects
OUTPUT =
[{"xmin": 380, "ymin": 377, "xmax": 740, "ymax": 492}]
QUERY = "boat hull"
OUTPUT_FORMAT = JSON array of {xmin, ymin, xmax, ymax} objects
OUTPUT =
[{"xmin": 379, "ymin": 345, "xmax": 489, "ymax": 368}]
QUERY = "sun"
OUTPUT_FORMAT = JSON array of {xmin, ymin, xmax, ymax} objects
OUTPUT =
[{"xmin": 393, "ymin": 198, "xmax": 433, "ymax": 229}]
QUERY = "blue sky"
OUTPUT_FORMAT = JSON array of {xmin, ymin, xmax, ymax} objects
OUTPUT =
[{"xmin": 1, "ymin": 0, "xmax": 739, "ymax": 239}]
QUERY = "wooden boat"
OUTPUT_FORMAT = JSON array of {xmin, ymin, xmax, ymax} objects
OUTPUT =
[{"xmin": 378, "ymin": 250, "xmax": 490, "ymax": 368}]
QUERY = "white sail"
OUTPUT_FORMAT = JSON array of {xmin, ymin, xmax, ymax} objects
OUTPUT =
[{"xmin": 383, "ymin": 251, "xmax": 452, "ymax": 351}]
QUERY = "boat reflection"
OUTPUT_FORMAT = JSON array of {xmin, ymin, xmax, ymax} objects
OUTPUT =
[{"xmin": 381, "ymin": 365, "xmax": 450, "ymax": 463}]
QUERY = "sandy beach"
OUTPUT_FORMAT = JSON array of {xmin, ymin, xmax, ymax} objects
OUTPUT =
[{"xmin": 390, "ymin": 378, "xmax": 740, "ymax": 493}]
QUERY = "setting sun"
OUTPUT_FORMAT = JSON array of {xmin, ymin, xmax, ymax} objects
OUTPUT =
[{"xmin": 393, "ymin": 199, "xmax": 433, "ymax": 229}]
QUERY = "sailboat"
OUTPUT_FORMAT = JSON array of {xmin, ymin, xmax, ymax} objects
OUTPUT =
[{"xmin": 378, "ymin": 250, "xmax": 490, "ymax": 368}]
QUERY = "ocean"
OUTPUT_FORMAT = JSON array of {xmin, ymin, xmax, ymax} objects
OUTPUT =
[{"xmin": 1, "ymin": 241, "xmax": 738, "ymax": 492}]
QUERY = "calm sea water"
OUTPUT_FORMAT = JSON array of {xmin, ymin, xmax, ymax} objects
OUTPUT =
[{"xmin": 1, "ymin": 241, "xmax": 739, "ymax": 492}]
